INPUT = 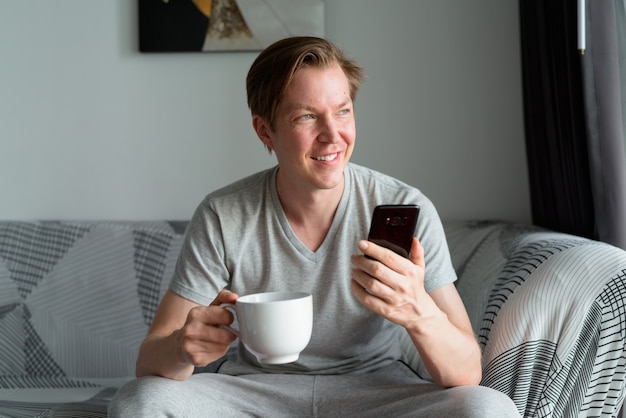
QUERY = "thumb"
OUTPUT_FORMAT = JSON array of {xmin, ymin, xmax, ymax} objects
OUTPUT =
[
  {"xmin": 409, "ymin": 237, "xmax": 425, "ymax": 268},
  {"xmin": 211, "ymin": 289, "xmax": 239, "ymax": 306}
]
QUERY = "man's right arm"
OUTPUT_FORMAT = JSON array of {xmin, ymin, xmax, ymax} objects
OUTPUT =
[{"xmin": 135, "ymin": 289, "xmax": 238, "ymax": 380}]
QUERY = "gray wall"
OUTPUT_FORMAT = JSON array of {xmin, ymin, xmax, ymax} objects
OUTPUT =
[{"xmin": 0, "ymin": 0, "xmax": 530, "ymax": 222}]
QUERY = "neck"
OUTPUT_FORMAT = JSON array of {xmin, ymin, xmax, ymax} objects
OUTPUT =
[{"xmin": 276, "ymin": 173, "xmax": 344, "ymax": 251}]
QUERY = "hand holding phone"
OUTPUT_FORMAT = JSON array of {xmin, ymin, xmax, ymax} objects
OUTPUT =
[{"xmin": 367, "ymin": 204, "xmax": 420, "ymax": 259}]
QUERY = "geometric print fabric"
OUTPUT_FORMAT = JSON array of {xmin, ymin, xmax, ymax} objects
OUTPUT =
[
  {"xmin": 429, "ymin": 221, "xmax": 626, "ymax": 417},
  {"xmin": 446, "ymin": 221, "xmax": 626, "ymax": 417},
  {"xmin": 134, "ymin": 230, "xmax": 173, "ymax": 326},
  {"xmin": 478, "ymin": 235, "xmax": 585, "ymax": 347},
  {"xmin": 0, "ymin": 221, "xmax": 187, "ymax": 389},
  {"xmin": 0, "ymin": 222, "xmax": 90, "ymax": 298},
  {"xmin": 24, "ymin": 304, "xmax": 66, "ymax": 378}
]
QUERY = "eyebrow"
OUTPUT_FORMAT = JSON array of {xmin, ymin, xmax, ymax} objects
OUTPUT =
[{"xmin": 284, "ymin": 100, "xmax": 353, "ymax": 113}]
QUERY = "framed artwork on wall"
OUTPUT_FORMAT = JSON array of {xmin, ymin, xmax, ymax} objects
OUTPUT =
[{"xmin": 139, "ymin": 0, "xmax": 325, "ymax": 52}]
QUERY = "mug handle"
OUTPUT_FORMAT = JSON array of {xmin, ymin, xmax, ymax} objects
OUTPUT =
[{"xmin": 219, "ymin": 303, "xmax": 240, "ymax": 337}]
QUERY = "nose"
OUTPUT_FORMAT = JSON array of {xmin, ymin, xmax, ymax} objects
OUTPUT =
[{"xmin": 317, "ymin": 117, "xmax": 340, "ymax": 143}]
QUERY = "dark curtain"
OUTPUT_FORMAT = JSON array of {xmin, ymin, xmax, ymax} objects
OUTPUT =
[
  {"xmin": 520, "ymin": 0, "xmax": 626, "ymax": 250},
  {"xmin": 581, "ymin": 0, "xmax": 626, "ymax": 249}
]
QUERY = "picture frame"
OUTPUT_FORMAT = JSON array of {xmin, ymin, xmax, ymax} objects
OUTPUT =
[{"xmin": 139, "ymin": 0, "xmax": 325, "ymax": 53}]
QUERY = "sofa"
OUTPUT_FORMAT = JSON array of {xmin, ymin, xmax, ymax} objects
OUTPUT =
[{"xmin": 0, "ymin": 220, "xmax": 624, "ymax": 417}]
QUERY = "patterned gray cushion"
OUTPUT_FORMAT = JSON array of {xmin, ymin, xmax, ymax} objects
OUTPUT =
[{"xmin": 0, "ymin": 221, "xmax": 186, "ymax": 389}]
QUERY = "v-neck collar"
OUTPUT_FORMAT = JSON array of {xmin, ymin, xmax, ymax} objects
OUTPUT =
[{"xmin": 269, "ymin": 166, "xmax": 351, "ymax": 262}]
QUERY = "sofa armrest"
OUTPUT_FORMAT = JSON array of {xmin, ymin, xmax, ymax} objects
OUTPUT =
[{"xmin": 444, "ymin": 221, "xmax": 626, "ymax": 417}]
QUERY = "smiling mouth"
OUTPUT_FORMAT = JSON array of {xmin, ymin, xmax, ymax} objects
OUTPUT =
[{"xmin": 312, "ymin": 153, "xmax": 338, "ymax": 162}]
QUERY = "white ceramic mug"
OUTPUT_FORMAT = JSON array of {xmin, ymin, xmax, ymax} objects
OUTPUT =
[{"xmin": 221, "ymin": 291, "xmax": 313, "ymax": 364}]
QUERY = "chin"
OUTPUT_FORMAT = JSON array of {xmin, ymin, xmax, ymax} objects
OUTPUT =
[{"xmin": 315, "ymin": 173, "xmax": 345, "ymax": 190}]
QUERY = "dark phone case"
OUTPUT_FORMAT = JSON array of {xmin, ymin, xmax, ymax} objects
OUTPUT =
[{"xmin": 367, "ymin": 205, "xmax": 420, "ymax": 258}]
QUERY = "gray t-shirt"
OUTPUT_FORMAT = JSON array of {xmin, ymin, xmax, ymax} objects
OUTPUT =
[{"xmin": 170, "ymin": 163, "xmax": 456, "ymax": 374}]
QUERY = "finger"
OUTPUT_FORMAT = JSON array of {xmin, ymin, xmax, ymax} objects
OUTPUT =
[
  {"xmin": 193, "ymin": 322, "xmax": 237, "ymax": 345},
  {"xmin": 352, "ymin": 265, "xmax": 394, "ymax": 300},
  {"xmin": 180, "ymin": 326, "xmax": 237, "ymax": 366},
  {"xmin": 213, "ymin": 305, "xmax": 236, "ymax": 327},
  {"xmin": 358, "ymin": 239, "xmax": 380, "ymax": 260},
  {"xmin": 187, "ymin": 305, "xmax": 232, "ymax": 327},
  {"xmin": 356, "ymin": 240, "xmax": 413, "ymax": 285},
  {"xmin": 408, "ymin": 237, "xmax": 425, "ymax": 268},
  {"xmin": 358, "ymin": 240, "xmax": 403, "ymax": 267},
  {"xmin": 182, "ymin": 307, "xmax": 237, "ymax": 357},
  {"xmin": 210, "ymin": 289, "xmax": 239, "ymax": 306},
  {"xmin": 351, "ymin": 278, "xmax": 382, "ymax": 306},
  {"xmin": 351, "ymin": 263, "xmax": 398, "ymax": 307}
]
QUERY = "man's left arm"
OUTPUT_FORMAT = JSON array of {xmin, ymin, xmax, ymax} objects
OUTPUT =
[{"xmin": 351, "ymin": 238, "xmax": 482, "ymax": 387}]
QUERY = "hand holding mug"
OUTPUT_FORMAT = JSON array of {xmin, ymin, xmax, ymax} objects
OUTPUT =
[{"xmin": 178, "ymin": 290, "xmax": 239, "ymax": 367}]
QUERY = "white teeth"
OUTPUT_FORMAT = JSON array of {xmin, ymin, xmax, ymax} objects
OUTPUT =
[{"xmin": 313, "ymin": 153, "xmax": 338, "ymax": 161}]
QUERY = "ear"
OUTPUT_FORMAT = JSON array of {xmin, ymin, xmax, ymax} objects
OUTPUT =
[{"xmin": 252, "ymin": 115, "xmax": 274, "ymax": 151}]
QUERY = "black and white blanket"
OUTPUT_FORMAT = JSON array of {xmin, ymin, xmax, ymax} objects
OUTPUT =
[{"xmin": 444, "ymin": 221, "xmax": 625, "ymax": 416}]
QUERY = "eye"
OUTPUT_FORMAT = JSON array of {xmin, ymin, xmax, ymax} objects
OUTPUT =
[
  {"xmin": 298, "ymin": 114, "xmax": 314, "ymax": 121},
  {"xmin": 337, "ymin": 108, "xmax": 351, "ymax": 116}
]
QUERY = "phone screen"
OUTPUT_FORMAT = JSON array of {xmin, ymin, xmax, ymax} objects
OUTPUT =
[{"xmin": 367, "ymin": 204, "xmax": 420, "ymax": 258}]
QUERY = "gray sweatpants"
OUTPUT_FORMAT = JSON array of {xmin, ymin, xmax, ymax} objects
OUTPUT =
[{"xmin": 108, "ymin": 361, "xmax": 520, "ymax": 417}]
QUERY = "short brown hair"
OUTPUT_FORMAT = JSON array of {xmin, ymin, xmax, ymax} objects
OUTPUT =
[{"xmin": 246, "ymin": 36, "xmax": 365, "ymax": 131}]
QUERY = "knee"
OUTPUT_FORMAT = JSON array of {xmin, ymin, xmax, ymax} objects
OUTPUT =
[
  {"xmin": 108, "ymin": 376, "xmax": 183, "ymax": 418},
  {"xmin": 445, "ymin": 385, "xmax": 519, "ymax": 418}
]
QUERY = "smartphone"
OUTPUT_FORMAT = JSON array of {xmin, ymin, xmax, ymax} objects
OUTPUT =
[{"xmin": 367, "ymin": 204, "xmax": 420, "ymax": 258}]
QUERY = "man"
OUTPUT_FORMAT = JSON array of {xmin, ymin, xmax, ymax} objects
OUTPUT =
[{"xmin": 110, "ymin": 36, "xmax": 519, "ymax": 416}]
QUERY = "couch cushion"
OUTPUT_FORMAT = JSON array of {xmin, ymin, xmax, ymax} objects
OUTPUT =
[{"xmin": 0, "ymin": 221, "xmax": 187, "ymax": 389}]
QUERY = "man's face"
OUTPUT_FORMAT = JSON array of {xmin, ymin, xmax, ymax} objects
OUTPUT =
[{"xmin": 256, "ymin": 63, "xmax": 356, "ymax": 194}]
